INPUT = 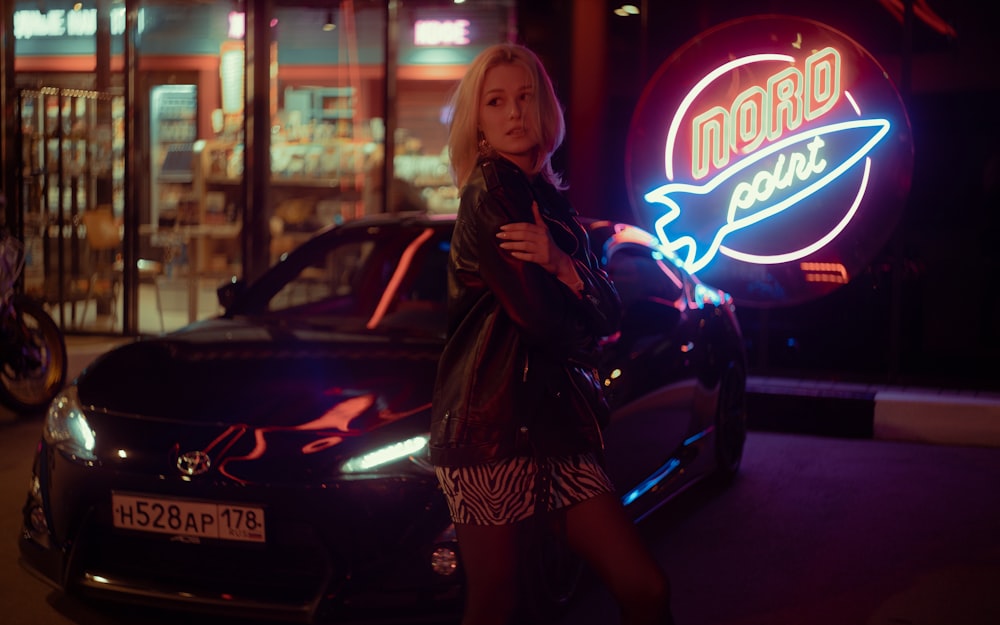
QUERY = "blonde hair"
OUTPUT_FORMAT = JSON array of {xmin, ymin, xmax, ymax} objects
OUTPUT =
[{"xmin": 447, "ymin": 43, "xmax": 566, "ymax": 189}]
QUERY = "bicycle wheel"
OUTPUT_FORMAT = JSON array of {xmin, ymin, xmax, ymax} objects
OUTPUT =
[{"xmin": 0, "ymin": 294, "xmax": 68, "ymax": 413}]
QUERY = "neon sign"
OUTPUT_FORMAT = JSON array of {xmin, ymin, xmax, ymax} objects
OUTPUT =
[
  {"xmin": 625, "ymin": 16, "xmax": 913, "ymax": 307},
  {"xmin": 12, "ymin": 8, "xmax": 140, "ymax": 39},
  {"xmin": 414, "ymin": 19, "xmax": 471, "ymax": 46}
]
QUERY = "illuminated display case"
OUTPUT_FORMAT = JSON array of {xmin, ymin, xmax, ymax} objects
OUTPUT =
[
  {"xmin": 17, "ymin": 88, "xmax": 125, "ymax": 311},
  {"xmin": 150, "ymin": 84, "xmax": 198, "ymax": 227}
]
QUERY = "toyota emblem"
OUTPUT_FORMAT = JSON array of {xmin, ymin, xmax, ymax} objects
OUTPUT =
[{"xmin": 177, "ymin": 451, "xmax": 212, "ymax": 476}]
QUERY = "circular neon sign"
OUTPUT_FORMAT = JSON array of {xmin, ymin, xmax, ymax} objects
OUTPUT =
[{"xmin": 625, "ymin": 15, "xmax": 913, "ymax": 307}]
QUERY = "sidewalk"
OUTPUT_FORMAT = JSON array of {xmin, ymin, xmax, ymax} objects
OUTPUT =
[{"xmin": 62, "ymin": 335, "xmax": 1000, "ymax": 449}]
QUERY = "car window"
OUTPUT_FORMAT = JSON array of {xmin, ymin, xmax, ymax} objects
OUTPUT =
[
  {"xmin": 607, "ymin": 247, "xmax": 684, "ymax": 309},
  {"xmin": 261, "ymin": 225, "xmax": 450, "ymax": 337},
  {"xmin": 270, "ymin": 239, "xmax": 374, "ymax": 311}
]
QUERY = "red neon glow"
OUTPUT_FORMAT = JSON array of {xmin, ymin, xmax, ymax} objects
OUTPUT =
[
  {"xmin": 877, "ymin": 0, "xmax": 957, "ymax": 38},
  {"xmin": 690, "ymin": 48, "xmax": 842, "ymax": 180},
  {"xmin": 607, "ymin": 223, "xmax": 685, "ymax": 298},
  {"xmin": 611, "ymin": 222, "xmax": 659, "ymax": 248},
  {"xmin": 366, "ymin": 228, "xmax": 435, "ymax": 329},
  {"xmin": 800, "ymin": 262, "xmax": 849, "ymax": 283},
  {"xmin": 212, "ymin": 392, "xmax": 433, "ymax": 483},
  {"xmin": 665, "ymin": 53, "xmax": 791, "ymax": 182}
]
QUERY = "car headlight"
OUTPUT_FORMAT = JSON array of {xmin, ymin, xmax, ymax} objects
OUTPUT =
[
  {"xmin": 44, "ymin": 385, "xmax": 97, "ymax": 462},
  {"xmin": 341, "ymin": 434, "xmax": 430, "ymax": 474}
]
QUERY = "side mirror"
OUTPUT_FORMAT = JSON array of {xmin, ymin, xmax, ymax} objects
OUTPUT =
[{"xmin": 217, "ymin": 278, "xmax": 246, "ymax": 311}]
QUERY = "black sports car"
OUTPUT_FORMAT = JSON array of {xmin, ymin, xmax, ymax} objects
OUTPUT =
[{"xmin": 19, "ymin": 211, "xmax": 747, "ymax": 624}]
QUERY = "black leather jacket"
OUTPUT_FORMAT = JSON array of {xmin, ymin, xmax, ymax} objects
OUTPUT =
[{"xmin": 429, "ymin": 156, "xmax": 622, "ymax": 467}]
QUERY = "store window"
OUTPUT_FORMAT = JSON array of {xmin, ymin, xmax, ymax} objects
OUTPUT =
[
  {"xmin": 134, "ymin": 2, "xmax": 240, "ymax": 333},
  {"xmin": 11, "ymin": 0, "xmax": 515, "ymax": 336},
  {"xmin": 13, "ymin": 2, "xmax": 127, "ymax": 332},
  {"xmin": 264, "ymin": 1, "xmax": 388, "ymax": 266}
]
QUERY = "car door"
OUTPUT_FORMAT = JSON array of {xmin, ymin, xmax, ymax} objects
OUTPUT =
[{"xmin": 595, "ymin": 232, "xmax": 702, "ymax": 502}]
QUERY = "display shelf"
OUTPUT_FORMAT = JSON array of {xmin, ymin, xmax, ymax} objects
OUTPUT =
[
  {"xmin": 284, "ymin": 86, "xmax": 356, "ymax": 134},
  {"xmin": 195, "ymin": 137, "xmax": 366, "ymax": 231},
  {"xmin": 204, "ymin": 176, "xmax": 356, "ymax": 189},
  {"xmin": 16, "ymin": 87, "xmax": 125, "ymax": 308}
]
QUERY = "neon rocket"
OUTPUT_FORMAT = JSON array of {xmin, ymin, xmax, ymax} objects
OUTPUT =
[{"xmin": 643, "ymin": 47, "xmax": 891, "ymax": 274}]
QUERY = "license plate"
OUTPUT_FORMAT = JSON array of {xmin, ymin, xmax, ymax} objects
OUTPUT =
[{"xmin": 112, "ymin": 492, "xmax": 266, "ymax": 543}]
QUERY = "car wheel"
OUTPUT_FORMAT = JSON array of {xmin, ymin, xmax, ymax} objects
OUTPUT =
[
  {"xmin": 714, "ymin": 358, "xmax": 747, "ymax": 482},
  {"xmin": 516, "ymin": 517, "xmax": 584, "ymax": 624}
]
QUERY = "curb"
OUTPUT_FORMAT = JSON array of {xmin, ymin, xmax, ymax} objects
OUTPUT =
[
  {"xmin": 747, "ymin": 376, "xmax": 1000, "ymax": 448},
  {"xmin": 873, "ymin": 390, "xmax": 1000, "ymax": 448}
]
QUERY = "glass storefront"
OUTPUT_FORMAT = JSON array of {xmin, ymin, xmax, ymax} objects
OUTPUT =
[{"xmin": 8, "ymin": 0, "xmax": 515, "ymax": 335}]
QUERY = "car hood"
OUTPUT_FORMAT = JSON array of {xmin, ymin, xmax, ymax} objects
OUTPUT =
[{"xmin": 74, "ymin": 318, "xmax": 442, "ymax": 484}]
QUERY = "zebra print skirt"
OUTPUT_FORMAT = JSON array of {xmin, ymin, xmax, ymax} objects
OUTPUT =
[{"xmin": 435, "ymin": 453, "xmax": 615, "ymax": 525}]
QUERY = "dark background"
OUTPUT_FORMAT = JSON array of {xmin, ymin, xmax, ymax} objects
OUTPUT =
[{"xmin": 518, "ymin": 0, "xmax": 1000, "ymax": 391}]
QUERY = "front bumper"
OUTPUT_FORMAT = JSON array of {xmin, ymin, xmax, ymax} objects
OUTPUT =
[{"xmin": 19, "ymin": 441, "xmax": 463, "ymax": 624}]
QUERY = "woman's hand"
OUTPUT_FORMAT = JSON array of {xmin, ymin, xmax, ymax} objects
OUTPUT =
[{"xmin": 497, "ymin": 202, "xmax": 583, "ymax": 292}]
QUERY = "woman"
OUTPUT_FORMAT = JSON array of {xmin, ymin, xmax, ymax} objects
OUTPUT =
[{"xmin": 430, "ymin": 43, "xmax": 676, "ymax": 625}]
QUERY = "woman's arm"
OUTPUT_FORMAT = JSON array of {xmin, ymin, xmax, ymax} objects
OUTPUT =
[{"xmin": 498, "ymin": 201, "xmax": 621, "ymax": 338}]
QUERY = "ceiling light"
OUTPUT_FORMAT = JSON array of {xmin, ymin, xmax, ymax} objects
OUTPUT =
[{"xmin": 323, "ymin": 11, "xmax": 336, "ymax": 32}]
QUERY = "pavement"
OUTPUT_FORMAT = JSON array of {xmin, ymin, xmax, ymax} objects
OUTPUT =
[{"xmin": 62, "ymin": 334, "xmax": 1000, "ymax": 449}]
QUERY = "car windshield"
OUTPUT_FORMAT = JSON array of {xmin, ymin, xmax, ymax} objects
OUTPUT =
[{"xmin": 234, "ymin": 220, "xmax": 452, "ymax": 338}]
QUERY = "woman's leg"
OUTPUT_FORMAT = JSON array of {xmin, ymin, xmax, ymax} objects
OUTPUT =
[
  {"xmin": 454, "ymin": 521, "xmax": 521, "ymax": 625},
  {"xmin": 560, "ymin": 492, "xmax": 675, "ymax": 625}
]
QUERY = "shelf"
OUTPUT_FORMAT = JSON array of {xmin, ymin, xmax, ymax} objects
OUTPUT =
[
  {"xmin": 284, "ymin": 86, "xmax": 356, "ymax": 138},
  {"xmin": 17, "ymin": 88, "xmax": 127, "ymax": 300},
  {"xmin": 160, "ymin": 173, "xmax": 194, "ymax": 184},
  {"xmin": 204, "ymin": 176, "xmax": 356, "ymax": 189}
]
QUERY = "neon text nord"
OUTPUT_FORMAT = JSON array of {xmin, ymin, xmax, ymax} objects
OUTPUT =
[{"xmin": 691, "ymin": 47, "xmax": 841, "ymax": 180}]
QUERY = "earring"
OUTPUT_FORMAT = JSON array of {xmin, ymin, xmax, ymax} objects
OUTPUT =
[{"xmin": 477, "ymin": 130, "xmax": 494, "ymax": 158}]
